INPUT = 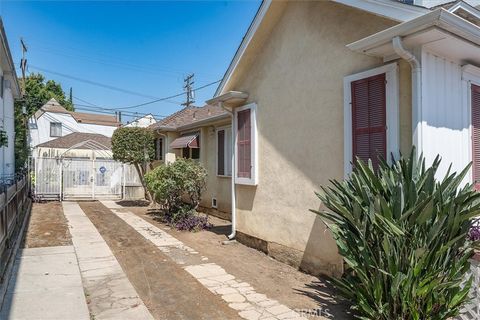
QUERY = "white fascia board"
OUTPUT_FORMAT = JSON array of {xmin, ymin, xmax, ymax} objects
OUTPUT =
[
  {"xmin": 214, "ymin": 0, "xmax": 428, "ymax": 99},
  {"xmin": 347, "ymin": 8, "xmax": 480, "ymax": 55},
  {"xmin": 333, "ymin": 0, "xmax": 430, "ymax": 22},
  {"xmin": 214, "ymin": 0, "xmax": 272, "ymax": 97}
]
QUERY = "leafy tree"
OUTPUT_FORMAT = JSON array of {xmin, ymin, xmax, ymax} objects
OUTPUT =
[
  {"xmin": 14, "ymin": 73, "xmax": 74, "ymax": 170},
  {"xmin": 111, "ymin": 127, "xmax": 155, "ymax": 202},
  {"xmin": 313, "ymin": 149, "xmax": 480, "ymax": 319}
]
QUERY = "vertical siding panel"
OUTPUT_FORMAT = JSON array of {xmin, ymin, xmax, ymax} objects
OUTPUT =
[{"xmin": 421, "ymin": 50, "xmax": 469, "ymax": 183}]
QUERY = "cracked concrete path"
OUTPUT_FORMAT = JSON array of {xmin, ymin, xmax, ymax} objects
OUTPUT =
[
  {"xmin": 78, "ymin": 201, "xmax": 241, "ymax": 320},
  {"xmin": 0, "ymin": 246, "xmax": 90, "ymax": 320},
  {"xmin": 62, "ymin": 201, "xmax": 153, "ymax": 320}
]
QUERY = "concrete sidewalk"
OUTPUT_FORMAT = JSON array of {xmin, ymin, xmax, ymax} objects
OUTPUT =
[
  {"xmin": 62, "ymin": 201, "xmax": 153, "ymax": 320},
  {"xmin": 0, "ymin": 246, "xmax": 90, "ymax": 320}
]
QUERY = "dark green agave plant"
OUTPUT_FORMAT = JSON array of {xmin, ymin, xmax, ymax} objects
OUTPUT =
[{"xmin": 313, "ymin": 148, "xmax": 480, "ymax": 320}]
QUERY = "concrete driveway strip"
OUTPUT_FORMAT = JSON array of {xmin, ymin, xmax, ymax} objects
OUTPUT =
[
  {"xmin": 0, "ymin": 245, "xmax": 90, "ymax": 320},
  {"xmin": 62, "ymin": 201, "xmax": 153, "ymax": 320}
]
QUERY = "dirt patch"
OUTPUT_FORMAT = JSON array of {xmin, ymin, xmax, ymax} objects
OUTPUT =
[
  {"xmin": 127, "ymin": 206, "xmax": 351, "ymax": 319},
  {"xmin": 22, "ymin": 202, "xmax": 72, "ymax": 248},
  {"xmin": 78, "ymin": 201, "xmax": 241, "ymax": 320}
]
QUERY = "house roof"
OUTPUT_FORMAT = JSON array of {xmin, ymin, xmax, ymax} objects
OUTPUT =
[
  {"xmin": 149, "ymin": 104, "xmax": 229, "ymax": 131},
  {"xmin": 36, "ymin": 132, "xmax": 112, "ymax": 150},
  {"xmin": 214, "ymin": 0, "xmax": 430, "ymax": 97},
  {"xmin": 35, "ymin": 98, "xmax": 120, "ymax": 127}
]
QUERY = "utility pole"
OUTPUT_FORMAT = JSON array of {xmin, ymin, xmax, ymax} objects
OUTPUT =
[
  {"xmin": 181, "ymin": 73, "xmax": 195, "ymax": 108},
  {"xmin": 20, "ymin": 38, "xmax": 28, "ymax": 171},
  {"xmin": 20, "ymin": 38, "xmax": 28, "ymax": 95}
]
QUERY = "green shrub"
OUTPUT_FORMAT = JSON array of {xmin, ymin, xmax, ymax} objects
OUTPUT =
[
  {"xmin": 145, "ymin": 158, "xmax": 207, "ymax": 225},
  {"xmin": 313, "ymin": 149, "xmax": 480, "ymax": 319}
]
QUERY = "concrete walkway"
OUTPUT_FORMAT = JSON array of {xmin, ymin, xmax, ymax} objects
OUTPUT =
[
  {"xmin": 101, "ymin": 201, "xmax": 310, "ymax": 320},
  {"xmin": 0, "ymin": 246, "xmax": 90, "ymax": 320},
  {"xmin": 62, "ymin": 201, "xmax": 153, "ymax": 320}
]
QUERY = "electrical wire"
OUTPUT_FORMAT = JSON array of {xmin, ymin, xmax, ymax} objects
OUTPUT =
[{"xmin": 27, "ymin": 64, "xmax": 221, "ymax": 110}]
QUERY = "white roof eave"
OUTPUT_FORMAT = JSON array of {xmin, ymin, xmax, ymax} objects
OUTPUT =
[{"xmin": 347, "ymin": 8, "xmax": 480, "ymax": 56}]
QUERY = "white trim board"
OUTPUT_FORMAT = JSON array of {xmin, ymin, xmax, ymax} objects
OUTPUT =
[
  {"xmin": 462, "ymin": 64, "xmax": 480, "ymax": 184},
  {"xmin": 343, "ymin": 62, "xmax": 400, "ymax": 177},
  {"xmin": 333, "ymin": 0, "xmax": 429, "ymax": 22},
  {"xmin": 214, "ymin": 0, "xmax": 272, "ymax": 97},
  {"xmin": 215, "ymin": 0, "xmax": 427, "ymax": 98}
]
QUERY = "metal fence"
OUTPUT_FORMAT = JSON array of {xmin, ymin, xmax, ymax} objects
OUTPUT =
[
  {"xmin": 0, "ymin": 174, "xmax": 29, "ymax": 278},
  {"xmin": 32, "ymin": 157, "xmax": 142, "ymax": 200}
]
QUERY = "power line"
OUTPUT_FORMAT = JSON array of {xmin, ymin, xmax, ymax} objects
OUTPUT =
[
  {"xmin": 24, "ymin": 38, "xmax": 220, "ymax": 79},
  {"xmin": 28, "ymin": 64, "xmax": 219, "ymax": 109},
  {"xmin": 29, "ymin": 64, "xmax": 161, "ymax": 100},
  {"xmin": 81, "ymin": 79, "xmax": 221, "ymax": 111}
]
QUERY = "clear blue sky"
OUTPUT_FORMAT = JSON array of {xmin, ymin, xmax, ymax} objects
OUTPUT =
[{"xmin": 1, "ymin": 1, "xmax": 261, "ymax": 122}]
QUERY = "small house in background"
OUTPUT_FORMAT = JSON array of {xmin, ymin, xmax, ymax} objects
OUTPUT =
[
  {"xmin": 0, "ymin": 18, "xmax": 21, "ymax": 182},
  {"xmin": 34, "ymin": 132, "xmax": 112, "ymax": 160},
  {"xmin": 28, "ymin": 98, "xmax": 120, "ymax": 153},
  {"xmin": 124, "ymin": 114, "xmax": 156, "ymax": 128}
]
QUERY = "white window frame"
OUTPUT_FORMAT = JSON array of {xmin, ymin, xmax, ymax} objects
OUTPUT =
[
  {"xmin": 343, "ymin": 62, "xmax": 399, "ymax": 177},
  {"xmin": 461, "ymin": 64, "xmax": 480, "ymax": 185},
  {"xmin": 234, "ymin": 102, "xmax": 258, "ymax": 186},
  {"xmin": 216, "ymin": 125, "xmax": 232, "ymax": 177},
  {"xmin": 50, "ymin": 122, "xmax": 62, "ymax": 137}
]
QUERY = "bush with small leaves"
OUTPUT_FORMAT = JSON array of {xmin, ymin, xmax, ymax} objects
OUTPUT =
[{"xmin": 145, "ymin": 158, "xmax": 208, "ymax": 230}]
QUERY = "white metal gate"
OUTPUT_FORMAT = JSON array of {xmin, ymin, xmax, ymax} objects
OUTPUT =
[{"xmin": 34, "ymin": 157, "xmax": 130, "ymax": 200}]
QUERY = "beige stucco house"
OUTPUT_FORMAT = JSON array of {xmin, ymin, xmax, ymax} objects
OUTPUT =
[{"xmin": 152, "ymin": 0, "xmax": 480, "ymax": 277}]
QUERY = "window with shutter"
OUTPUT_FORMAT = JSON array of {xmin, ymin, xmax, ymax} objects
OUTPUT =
[
  {"xmin": 237, "ymin": 109, "xmax": 251, "ymax": 178},
  {"xmin": 155, "ymin": 138, "xmax": 163, "ymax": 161},
  {"xmin": 351, "ymin": 73, "xmax": 387, "ymax": 170},
  {"xmin": 217, "ymin": 130, "xmax": 225, "ymax": 176},
  {"xmin": 217, "ymin": 127, "xmax": 233, "ymax": 177},
  {"xmin": 472, "ymin": 84, "xmax": 480, "ymax": 190}
]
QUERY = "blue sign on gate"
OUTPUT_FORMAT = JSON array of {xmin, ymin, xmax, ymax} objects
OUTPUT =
[{"xmin": 99, "ymin": 166, "xmax": 107, "ymax": 174}]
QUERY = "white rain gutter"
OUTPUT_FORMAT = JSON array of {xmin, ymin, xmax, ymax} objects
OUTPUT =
[
  {"xmin": 392, "ymin": 36, "xmax": 422, "ymax": 151},
  {"xmin": 215, "ymin": 102, "xmax": 236, "ymax": 240},
  {"xmin": 206, "ymin": 91, "xmax": 248, "ymax": 240}
]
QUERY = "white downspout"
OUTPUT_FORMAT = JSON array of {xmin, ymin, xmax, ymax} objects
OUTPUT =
[
  {"xmin": 392, "ymin": 36, "xmax": 422, "ymax": 151},
  {"xmin": 219, "ymin": 102, "xmax": 236, "ymax": 240}
]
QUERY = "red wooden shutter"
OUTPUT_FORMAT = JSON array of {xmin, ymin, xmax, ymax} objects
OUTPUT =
[
  {"xmin": 472, "ymin": 84, "xmax": 480, "ymax": 190},
  {"xmin": 351, "ymin": 73, "xmax": 387, "ymax": 170},
  {"xmin": 237, "ymin": 109, "xmax": 251, "ymax": 178},
  {"xmin": 218, "ymin": 130, "xmax": 225, "ymax": 175}
]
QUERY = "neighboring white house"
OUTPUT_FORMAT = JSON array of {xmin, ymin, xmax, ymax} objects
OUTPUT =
[
  {"xmin": 29, "ymin": 98, "xmax": 120, "ymax": 151},
  {"xmin": 124, "ymin": 114, "xmax": 156, "ymax": 128},
  {"xmin": 0, "ymin": 18, "xmax": 21, "ymax": 181}
]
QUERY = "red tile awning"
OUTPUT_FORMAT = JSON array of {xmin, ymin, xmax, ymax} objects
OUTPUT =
[{"xmin": 170, "ymin": 134, "xmax": 199, "ymax": 149}]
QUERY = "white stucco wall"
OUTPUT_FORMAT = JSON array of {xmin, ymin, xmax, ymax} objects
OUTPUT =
[{"xmin": 29, "ymin": 112, "xmax": 117, "ymax": 148}]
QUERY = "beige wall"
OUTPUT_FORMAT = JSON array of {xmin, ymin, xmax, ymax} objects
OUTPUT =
[
  {"xmin": 223, "ymin": 1, "xmax": 409, "ymax": 276},
  {"xmin": 154, "ymin": 122, "xmax": 233, "ymax": 214},
  {"xmin": 185, "ymin": 121, "xmax": 233, "ymax": 214}
]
